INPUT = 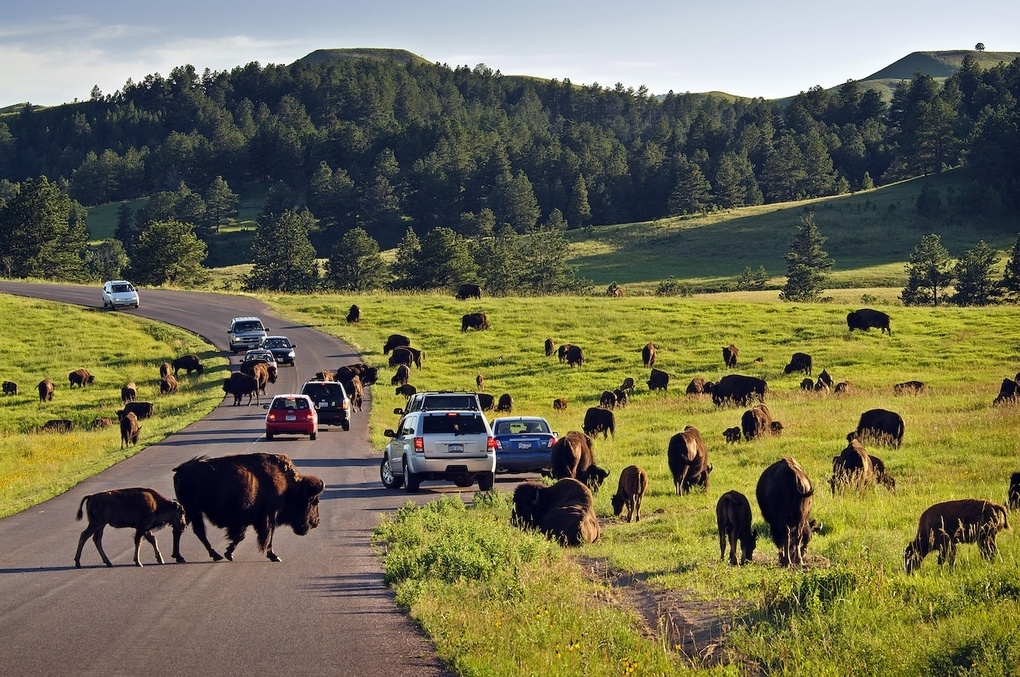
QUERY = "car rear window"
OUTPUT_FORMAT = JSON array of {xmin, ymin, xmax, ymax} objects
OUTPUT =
[
  {"xmin": 272, "ymin": 397, "xmax": 309, "ymax": 410},
  {"xmin": 264, "ymin": 338, "xmax": 289, "ymax": 348},
  {"xmin": 419, "ymin": 395, "xmax": 479, "ymax": 411},
  {"xmin": 422, "ymin": 413, "xmax": 487, "ymax": 435},
  {"xmin": 302, "ymin": 383, "xmax": 345, "ymax": 399},
  {"xmin": 497, "ymin": 420, "xmax": 550, "ymax": 435}
]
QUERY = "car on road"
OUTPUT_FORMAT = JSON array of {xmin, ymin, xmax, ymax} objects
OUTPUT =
[
  {"xmin": 491, "ymin": 416, "xmax": 558, "ymax": 475},
  {"xmin": 228, "ymin": 316, "xmax": 269, "ymax": 354},
  {"xmin": 101, "ymin": 280, "xmax": 139, "ymax": 309},
  {"xmin": 264, "ymin": 393, "xmax": 318, "ymax": 441},
  {"xmin": 300, "ymin": 380, "xmax": 351, "ymax": 430},
  {"xmin": 261, "ymin": 335, "xmax": 296, "ymax": 366},
  {"xmin": 242, "ymin": 348, "xmax": 278, "ymax": 372},
  {"xmin": 380, "ymin": 409, "xmax": 496, "ymax": 492}
]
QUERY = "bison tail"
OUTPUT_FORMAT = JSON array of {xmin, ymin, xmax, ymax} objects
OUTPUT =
[{"xmin": 76, "ymin": 494, "xmax": 90, "ymax": 521}]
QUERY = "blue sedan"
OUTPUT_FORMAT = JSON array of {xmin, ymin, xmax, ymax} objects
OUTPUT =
[{"xmin": 491, "ymin": 416, "xmax": 557, "ymax": 475}]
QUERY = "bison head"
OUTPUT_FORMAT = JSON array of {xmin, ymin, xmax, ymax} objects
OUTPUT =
[
  {"xmin": 582, "ymin": 465, "xmax": 610, "ymax": 494},
  {"xmin": 511, "ymin": 482, "xmax": 547, "ymax": 528},
  {"xmin": 280, "ymin": 475, "xmax": 325, "ymax": 535}
]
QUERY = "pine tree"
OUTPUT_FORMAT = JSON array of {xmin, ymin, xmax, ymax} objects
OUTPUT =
[
  {"xmin": 951, "ymin": 240, "xmax": 1001, "ymax": 306},
  {"xmin": 390, "ymin": 227, "xmax": 422, "ymax": 290},
  {"xmin": 128, "ymin": 219, "xmax": 208, "ymax": 286},
  {"xmin": 204, "ymin": 176, "xmax": 239, "ymax": 233},
  {"xmin": 326, "ymin": 227, "xmax": 389, "ymax": 291},
  {"xmin": 901, "ymin": 233, "xmax": 953, "ymax": 306},
  {"xmin": 779, "ymin": 213, "xmax": 834, "ymax": 302},
  {"xmin": 1000, "ymin": 234, "xmax": 1020, "ymax": 302},
  {"xmin": 668, "ymin": 156, "xmax": 712, "ymax": 215},
  {"xmin": 244, "ymin": 209, "xmax": 319, "ymax": 292}
]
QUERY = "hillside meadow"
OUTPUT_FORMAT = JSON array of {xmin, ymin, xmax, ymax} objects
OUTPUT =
[
  {"xmin": 0, "ymin": 295, "xmax": 227, "ymax": 518},
  {"xmin": 268, "ymin": 291, "xmax": 1020, "ymax": 676}
]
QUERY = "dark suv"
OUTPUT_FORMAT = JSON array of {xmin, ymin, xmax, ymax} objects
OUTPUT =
[{"xmin": 300, "ymin": 380, "xmax": 351, "ymax": 430}]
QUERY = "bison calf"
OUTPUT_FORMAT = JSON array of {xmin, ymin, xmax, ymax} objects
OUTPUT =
[
  {"xmin": 717, "ymin": 490, "xmax": 756, "ymax": 565},
  {"xmin": 74, "ymin": 488, "xmax": 187, "ymax": 568},
  {"xmin": 611, "ymin": 465, "xmax": 649, "ymax": 523},
  {"xmin": 723, "ymin": 427, "xmax": 741, "ymax": 444},
  {"xmin": 1009, "ymin": 472, "xmax": 1020, "ymax": 511},
  {"xmin": 553, "ymin": 397, "xmax": 568, "ymax": 411},
  {"xmin": 2, "ymin": 380, "xmax": 17, "ymax": 395},
  {"xmin": 904, "ymin": 499, "xmax": 1009, "ymax": 573},
  {"xmin": 117, "ymin": 410, "xmax": 141, "ymax": 448}
]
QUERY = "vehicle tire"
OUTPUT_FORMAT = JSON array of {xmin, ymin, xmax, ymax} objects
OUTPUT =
[
  {"xmin": 403, "ymin": 455, "xmax": 420, "ymax": 493},
  {"xmin": 477, "ymin": 472, "xmax": 494, "ymax": 491},
  {"xmin": 453, "ymin": 474, "xmax": 475, "ymax": 488},
  {"xmin": 380, "ymin": 457, "xmax": 402, "ymax": 490},
  {"xmin": 310, "ymin": 432, "xmax": 317, "ymax": 441},
  {"xmin": 341, "ymin": 420, "xmax": 350, "ymax": 431},
  {"xmin": 266, "ymin": 432, "xmax": 274, "ymax": 441}
]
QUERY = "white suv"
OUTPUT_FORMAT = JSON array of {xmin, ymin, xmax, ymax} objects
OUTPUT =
[
  {"xmin": 102, "ymin": 280, "xmax": 139, "ymax": 309},
  {"xmin": 380, "ymin": 410, "xmax": 496, "ymax": 492}
]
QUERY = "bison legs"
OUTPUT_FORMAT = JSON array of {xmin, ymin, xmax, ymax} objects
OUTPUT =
[
  {"xmin": 174, "ymin": 514, "xmax": 224, "ymax": 562},
  {"xmin": 134, "ymin": 529, "xmax": 165, "ymax": 566},
  {"xmin": 75, "ymin": 524, "xmax": 113, "ymax": 568}
]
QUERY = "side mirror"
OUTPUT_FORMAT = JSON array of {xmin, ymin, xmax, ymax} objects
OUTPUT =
[
  {"xmin": 384, "ymin": 429, "xmax": 397, "ymax": 438},
  {"xmin": 263, "ymin": 404, "xmax": 270, "ymax": 410},
  {"xmin": 393, "ymin": 408, "xmax": 405, "ymax": 415}
]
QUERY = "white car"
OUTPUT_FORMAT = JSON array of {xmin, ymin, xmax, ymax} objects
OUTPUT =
[
  {"xmin": 102, "ymin": 280, "xmax": 139, "ymax": 309},
  {"xmin": 242, "ymin": 348, "xmax": 278, "ymax": 372}
]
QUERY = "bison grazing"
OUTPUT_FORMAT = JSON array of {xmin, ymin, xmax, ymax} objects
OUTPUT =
[
  {"xmin": 856, "ymin": 408, "xmax": 904, "ymax": 447},
  {"xmin": 2, "ymin": 380, "xmax": 18, "ymax": 395},
  {"xmin": 544, "ymin": 338, "xmax": 555, "ymax": 357},
  {"xmin": 894, "ymin": 380, "xmax": 926, "ymax": 395},
  {"xmin": 828, "ymin": 433, "xmax": 876, "ymax": 493},
  {"xmin": 686, "ymin": 377, "xmax": 714, "ymax": 396},
  {"xmin": 717, "ymin": 490, "xmax": 756, "ymax": 565},
  {"xmin": 40, "ymin": 419, "xmax": 75, "ymax": 433},
  {"xmin": 346, "ymin": 304, "xmax": 360, "ymax": 324},
  {"xmin": 222, "ymin": 372, "xmax": 260, "ymax": 406},
  {"xmin": 993, "ymin": 378, "xmax": 1020, "ymax": 406},
  {"xmin": 395, "ymin": 383, "xmax": 417, "ymax": 398},
  {"xmin": 647, "ymin": 368, "xmax": 670, "ymax": 391},
  {"xmin": 68, "ymin": 369, "xmax": 95, "ymax": 388},
  {"xmin": 847, "ymin": 308, "xmax": 891, "ymax": 335},
  {"xmin": 722, "ymin": 344, "xmax": 739, "ymax": 368},
  {"xmin": 75, "ymin": 488, "xmax": 187, "ymax": 568},
  {"xmin": 390, "ymin": 346, "xmax": 423, "ymax": 369},
  {"xmin": 37, "ymin": 378, "xmax": 55, "ymax": 402},
  {"xmin": 784, "ymin": 352, "xmax": 813, "ymax": 375},
  {"xmin": 800, "ymin": 378, "xmax": 815, "ymax": 391},
  {"xmin": 1008, "ymin": 472, "xmax": 1020, "ymax": 510},
  {"xmin": 120, "ymin": 401, "xmax": 154, "ymax": 419},
  {"xmin": 383, "ymin": 334, "xmax": 411, "ymax": 355},
  {"xmin": 89, "ymin": 417, "xmax": 114, "ymax": 430},
  {"xmin": 582, "ymin": 406, "xmax": 615, "ymax": 439},
  {"xmin": 619, "ymin": 377, "xmax": 636, "ymax": 392},
  {"xmin": 511, "ymin": 478, "xmax": 600, "ymax": 546},
  {"xmin": 496, "ymin": 393, "xmax": 514, "ymax": 413},
  {"xmin": 121, "ymin": 381, "xmax": 137, "ymax": 402},
  {"xmin": 904, "ymin": 499, "xmax": 1009, "ymax": 574},
  {"xmin": 816, "ymin": 369, "xmax": 833, "ymax": 390},
  {"xmin": 712, "ymin": 374, "xmax": 768, "ymax": 407},
  {"xmin": 172, "ymin": 354, "xmax": 204, "ymax": 377},
  {"xmin": 599, "ymin": 390, "xmax": 616, "ymax": 409},
  {"xmin": 723, "ymin": 427, "xmax": 742, "ymax": 444},
  {"xmin": 741, "ymin": 403, "xmax": 778, "ymax": 441},
  {"xmin": 756, "ymin": 457, "xmax": 815, "ymax": 567},
  {"xmin": 455, "ymin": 283, "xmax": 482, "ymax": 300},
  {"xmin": 553, "ymin": 397, "xmax": 568, "ymax": 411},
  {"xmin": 160, "ymin": 374, "xmax": 179, "ymax": 395},
  {"xmin": 461, "ymin": 312, "xmax": 489, "ymax": 332},
  {"xmin": 557, "ymin": 343, "xmax": 572, "ymax": 364},
  {"xmin": 642, "ymin": 342, "xmax": 657, "ymax": 368},
  {"xmin": 117, "ymin": 410, "xmax": 141, "ymax": 449},
  {"xmin": 171, "ymin": 453, "xmax": 325, "ymax": 563},
  {"xmin": 613, "ymin": 388, "xmax": 628, "ymax": 408},
  {"xmin": 477, "ymin": 393, "xmax": 495, "ymax": 411},
  {"xmin": 834, "ymin": 381, "xmax": 852, "ymax": 395},
  {"xmin": 611, "ymin": 465, "xmax": 649, "ymax": 523},
  {"xmin": 565, "ymin": 344, "xmax": 584, "ymax": 368},
  {"xmin": 667, "ymin": 426, "xmax": 711, "ymax": 494},
  {"xmin": 551, "ymin": 431, "xmax": 609, "ymax": 493},
  {"xmin": 390, "ymin": 364, "xmax": 410, "ymax": 386}
]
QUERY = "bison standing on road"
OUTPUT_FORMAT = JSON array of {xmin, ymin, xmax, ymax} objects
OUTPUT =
[
  {"xmin": 74, "ymin": 488, "xmax": 187, "ymax": 568},
  {"xmin": 37, "ymin": 378, "xmax": 55, "ymax": 402},
  {"xmin": 455, "ymin": 283, "xmax": 482, "ymax": 300},
  {"xmin": 172, "ymin": 354, "xmax": 204, "ymax": 377},
  {"xmin": 461, "ymin": 313, "xmax": 489, "ymax": 332},
  {"xmin": 856, "ymin": 408, "xmax": 904, "ymax": 447},
  {"xmin": 712, "ymin": 374, "xmax": 768, "ymax": 406},
  {"xmin": 717, "ymin": 490, "xmax": 756, "ymax": 565},
  {"xmin": 511, "ymin": 478, "xmax": 600, "ymax": 546},
  {"xmin": 117, "ymin": 410, "xmax": 141, "ymax": 449},
  {"xmin": 722, "ymin": 344, "xmax": 739, "ymax": 368},
  {"xmin": 611, "ymin": 465, "xmax": 649, "ymax": 523},
  {"xmin": 171, "ymin": 453, "xmax": 325, "ymax": 563},
  {"xmin": 223, "ymin": 372, "xmax": 259, "ymax": 406},
  {"xmin": 784, "ymin": 352, "xmax": 813, "ymax": 375},
  {"xmin": 847, "ymin": 308, "xmax": 891, "ymax": 335},
  {"xmin": 68, "ymin": 369, "xmax": 95, "ymax": 388},
  {"xmin": 904, "ymin": 499, "xmax": 1009, "ymax": 573},
  {"xmin": 756, "ymin": 457, "xmax": 815, "ymax": 567},
  {"xmin": 642, "ymin": 342, "xmax": 656, "ymax": 368},
  {"xmin": 667, "ymin": 426, "xmax": 711, "ymax": 494}
]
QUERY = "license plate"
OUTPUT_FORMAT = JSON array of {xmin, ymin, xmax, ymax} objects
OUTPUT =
[
  {"xmin": 517, "ymin": 441, "xmax": 532, "ymax": 449},
  {"xmin": 286, "ymin": 415, "xmax": 296, "ymax": 421},
  {"xmin": 448, "ymin": 443, "xmax": 464, "ymax": 452}
]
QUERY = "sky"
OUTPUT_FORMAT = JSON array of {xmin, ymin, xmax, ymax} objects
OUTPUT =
[{"xmin": 2, "ymin": 1, "xmax": 1019, "ymax": 108}]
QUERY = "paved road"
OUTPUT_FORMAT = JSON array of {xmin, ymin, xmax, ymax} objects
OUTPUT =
[{"xmin": 0, "ymin": 282, "xmax": 454, "ymax": 677}]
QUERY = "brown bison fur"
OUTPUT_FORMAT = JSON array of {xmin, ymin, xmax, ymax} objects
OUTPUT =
[
  {"xmin": 240, "ymin": 361, "xmax": 271, "ymax": 394},
  {"xmin": 117, "ymin": 410, "xmax": 141, "ymax": 448},
  {"xmin": 171, "ymin": 453, "xmax": 325, "ymax": 563},
  {"xmin": 599, "ymin": 390, "xmax": 616, "ymax": 409},
  {"xmin": 160, "ymin": 373, "xmax": 179, "ymax": 395},
  {"xmin": 993, "ymin": 378, "xmax": 1020, "ymax": 405},
  {"xmin": 159, "ymin": 362, "xmax": 172, "ymax": 379},
  {"xmin": 346, "ymin": 304, "xmax": 360, "ymax": 324},
  {"xmin": 904, "ymin": 499, "xmax": 1009, "ymax": 574},
  {"xmin": 40, "ymin": 419, "xmax": 74, "ymax": 433},
  {"xmin": 582, "ymin": 406, "xmax": 615, "ymax": 439},
  {"xmin": 2, "ymin": 380, "xmax": 17, "ymax": 395},
  {"xmin": 565, "ymin": 344, "xmax": 584, "ymax": 368},
  {"xmin": 1008, "ymin": 472, "xmax": 1020, "ymax": 510},
  {"xmin": 868, "ymin": 453, "xmax": 896, "ymax": 491},
  {"xmin": 511, "ymin": 478, "xmax": 600, "ymax": 546},
  {"xmin": 544, "ymin": 338, "xmax": 555, "ymax": 357},
  {"xmin": 756, "ymin": 457, "xmax": 814, "ymax": 567},
  {"xmin": 647, "ymin": 368, "xmax": 670, "ymax": 391},
  {"xmin": 172, "ymin": 354, "xmax": 204, "ymax": 377},
  {"xmin": 550, "ymin": 431, "xmax": 609, "ymax": 493},
  {"xmin": 395, "ymin": 383, "xmax": 417, "ymax": 398},
  {"xmin": 121, "ymin": 382, "xmax": 137, "ymax": 402},
  {"xmin": 894, "ymin": 380, "xmax": 926, "ymax": 395},
  {"xmin": 834, "ymin": 381, "xmax": 852, "ymax": 395},
  {"xmin": 68, "ymin": 368, "xmax": 95, "ymax": 388},
  {"xmin": 784, "ymin": 352, "xmax": 813, "ymax": 376},
  {"xmin": 723, "ymin": 427, "xmax": 742, "ymax": 444},
  {"xmin": 619, "ymin": 377, "xmax": 636, "ymax": 392},
  {"xmin": 390, "ymin": 364, "xmax": 410, "ymax": 386},
  {"xmin": 383, "ymin": 334, "xmax": 410, "ymax": 355},
  {"xmin": 642, "ymin": 342, "xmax": 656, "ymax": 368},
  {"xmin": 455, "ymin": 283, "xmax": 482, "ymax": 300},
  {"xmin": 828, "ymin": 433, "xmax": 875, "ymax": 494},
  {"xmin": 222, "ymin": 372, "xmax": 259, "ymax": 406},
  {"xmin": 37, "ymin": 378, "xmax": 55, "ymax": 402},
  {"xmin": 389, "ymin": 346, "xmax": 423, "ymax": 369},
  {"xmin": 722, "ymin": 344, "xmax": 739, "ymax": 368},
  {"xmin": 313, "ymin": 369, "xmax": 335, "ymax": 382},
  {"xmin": 553, "ymin": 397, "xmax": 568, "ymax": 411},
  {"xmin": 847, "ymin": 308, "xmax": 891, "ymax": 335},
  {"xmin": 476, "ymin": 373, "xmax": 484, "ymax": 390},
  {"xmin": 477, "ymin": 393, "xmax": 495, "ymax": 411},
  {"xmin": 120, "ymin": 400, "xmax": 154, "ymax": 419},
  {"xmin": 686, "ymin": 377, "xmax": 714, "ymax": 395},
  {"xmin": 557, "ymin": 343, "xmax": 572, "ymax": 364},
  {"xmin": 495, "ymin": 393, "xmax": 513, "ymax": 413},
  {"xmin": 611, "ymin": 465, "xmax": 649, "ymax": 523},
  {"xmin": 856, "ymin": 408, "xmax": 905, "ymax": 447},
  {"xmin": 712, "ymin": 374, "xmax": 768, "ymax": 407},
  {"xmin": 89, "ymin": 417, "xmax": 114, "ymax": 430},
  {"xmin": 800, "ymin": 378, "xmax": 815, "ymax": 391},
  {"xmin": 667, "ymin": 426, "xmax": 711, "ymax": 494},
  {"xmin": 75, "ymin": 488, "xmax": 187, "ymax": 568},
  {"xmin": 341, "ymin": 374, "xmax": 364, "ymax": 412},
  {"xmin": 770, "ymin": 421, "xmax": 785, "ymax": 435},
  {"xmin": 717, "ymin": 490, "xmax": 756, "ymax": 565},
  {"xmin": 461, "ymin": 312, "xmax": 489, "ymax": 332},
  {"xmin": 741, "ymin": 403, "xmax": 775, "ymax": 441}
]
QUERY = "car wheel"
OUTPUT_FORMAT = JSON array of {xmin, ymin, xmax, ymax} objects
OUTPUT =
[
  {"xmin": 453, "ymin": 475, "xmax": 475, "ymax": 488},
  {"xmin": 380, "ymin": 457, "xmax": 402, "ymax": 490},
  {"xmin": 477, "ymin": 472, "xmax": 494, "ymax": 491},
  {"xmin": 310, "ymin": 432, "xmax": 317, "ymax": 441},
  {"xmin": 403, "ymin": 456, "xmax": 420, "ymax": 493},
  {"xmin": 266, "ymin": 432, "xmax": 274, "ymax": 441},
  {"xmin": 341, "ymin": 420, "xmax": 350, "ymax": 431}
]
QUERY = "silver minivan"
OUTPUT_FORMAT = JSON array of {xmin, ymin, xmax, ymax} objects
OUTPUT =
[{"xmin": 380, "ymin": 410, "xmax": 496, "ymax": 492}]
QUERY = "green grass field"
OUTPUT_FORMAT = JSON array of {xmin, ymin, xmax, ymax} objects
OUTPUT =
[{"xmin": 268, "ymin": 291, "xmax": 1020, "ymax": 676}]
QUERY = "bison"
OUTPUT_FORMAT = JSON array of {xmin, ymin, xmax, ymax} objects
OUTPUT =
[
  {"xmin": 544, "ymin": 338, "xmax": 555, "ymax": 357},
  {"xmin": 222, "ymin": 372, "xmax": 260, "ymax": 406},
  {"xmin": 894, "ymin": 380, "xmax": 926, "ymax": 395},
  {"xmin": 75, "ymin": 488, "xmax": 187, "ymax": 568},
  {"xmin": 345, "ymin": 304, "xmax": 360, "ymax": 324},
  {"xmin": 172, "ymin": 354, "xmax": 204, "ymax": 377},
  {"xmin": 828, "ymin": 433, "xmax": 875, "ymax": 493},
  {"xmin": 993, "ymin": 378, "xmax": 1020, "ymax": 406},
  {"xmin": 2, "ymin": 380, "xmax": 18, "ymax": 395},
  {"xmin": 89, "ymin": 417, "xmax": 114, "ymax": 430},
  {"xmin": 383, "ymin": 334, "xmax": 411, "ymax": 355},
  {"xmin": 784, "ymin": 352, "xmax": 813, "ymax": 375},
  {"xmin": 667, "ymin": 425, "xmax": 711, "ymax": 494},
  {"xmin": 847, "ymin": 308, "xmax": 891, "ymax": 335},
  {"xmin": 68, "ymin": 369, "xmax": 94, "ymax": 388},
  {"xmin": 455, "ymin": 283, "xmax": 482, "ymax": 300},
  {"xmin": 686, "ymin": 377, "xmax": 714, "ymax": 395},
  {"xmin": 722, "ymin": 344, "xmax": 739, "ymax": 368},
  {"xmin": 121, "ymin": 381, "xmax": 137, "ymax": 402},
  {"xmin": 171, "ymin": 453, "xmax": 325, "ymax": 563},
  {"xmin": 511, "ymin": 478, "xmax": 600, "ymax": 546},
  {"xmin": 120, "ymin": 401, "xmax": 154, "ymax": 419},
  {"xmin": 619, "ymin": 377, "xmax": 636, "ymax": 393},
  {"xmin": 117, "ymin": 410, "xmax": 141, "ymax": 448},
  {"xmin": 390, "ymin": 364, "xmax": 410, "ymax": 386},
  {"xmin": 717, "ymin": 490, "xmax": 756, "ymax": 565},
  {"xmin": 904, "ymin": 499, "xmax": 1009, "ymax": 574},
  {"xmin": 756, "ymin": 457, "xmax": 814, "ymax": 567},
  {"xmin": 613, "ymin": 388, "xmax": 628, "ymax": 408},
  {"xmin": 741, "ymin": 403, "xmax": 777, "ymax": 441},
  {"xmin": 461, "ymin": 313, "xmax": 489, "ymax": 332},
  {"xmin": 565, "ymin": 344, "xmax": 584, "ymax": 368},
  {"xmin": 159, "ymin": 362, "xmax": 172, "ymax": 379},
  {"xmin": 712, "ymin": 374, "xmax": 768, "ymax": 407},
  {"xmin": 476, "ymin": 373, "xmax": 484, "ymax": 390},
  {"xmin": 800, "ymin": 378, "xmax": 814, "ymax": 391},
  {"xmin": 1008, "ymin": 472, "xmax": 1020, "ymax": 510},
  {"xmin": 599, "ymin": 390, "xmax": 616, "ymax": 409},
  {"xmin": 496, "ymin": 393, "xmax": 513, "ymax": 413},
  {"xmin": 240, "ymin": 361, "xmax": 271, "ymax": 394},
  {"xmin": 160, "ymin": 374, "xmax": 179, "ymax": 395},
  {"xmin": 834, "ymin": 381, "xmax": 852, "ymax": 395},
  {"xmin": 40, "ymin": 419, "xmax": 74, "ymax": 433},
  {"xmin": 647, "ymin": 368, "xmax": 670, "ymax": 391},
  {"xmin": 341, "ymin": 374, "xmax": 364, "ymax": 412},
  {"xmin": 477, "ymin": 393, "xmax": 495, "ymax": 411},
  {"xmin": 641, "ymin": 342, "xmax": 656, "ymax": 368},
  {"xmin": 395, "ymin": 383, "xmax": 417, "ymax": 398},
  {"xmin": 557, "ymin": 343, "xmax": 572, "ymax": 364},
  {"xmin": 582, "ymin": 407, "xmax": 615, "ymax": 439},
  {"xmin": 856, "ymin": 408, "xmax": 904, "ymax": 447},
  {"xmin": 723, "ymin": 427, "xmax": 742, "ymax": 444},
  {"xmin": 611, "ymin": 465, "xmax": 649, "ymax": 523},
  {"xmin": 389, "ymin": 346, "xmax": 423, "ymax": 369},
  {"xmin": 816, "ymin": 369, "xmax": 834, "ymax": 391},
  {"xmin": 37, "ymin": 378, "xmax": 54, "ymax": 402},
  {"xmin": 551, "ymin": 431, "xmax": 609, "ymax": 493},
  {"xmin": 553, "ymin": 397, "xmax": 568, "ymax": 411}
]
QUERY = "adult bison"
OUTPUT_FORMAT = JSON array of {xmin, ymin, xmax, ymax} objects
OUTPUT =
[
  {"xmin": 160, "ymin": 373, "xmax": 179, "ymax": 395},
  {"xmin": 828, "ymin": 433, "xmax": 875, "ymax": 493},
  {"xmin": 647, "ymin": 368, "xmax": 670, "ymax": 391},
  {"xmin": 686, "ymin": 377, "xmax": 713, "ymax": 395},
  {"xmin": 68, "ymin": 369, "xmax": 95, "ymax": 388},
  {"xmin": 894, "ymin": 380, "xmax": 926, "ymax": 395},
  {"xmin": 117, "ymin": 410, "xmax": 141, "ymax": 449},
  {"xmin": 557, "ymin": 343, "xmax": 572, "ymax": 364},
  {"xmin": 477, "ymin": 393, "xmax": 495, "ymax": 411},
  {"xmin": 171, "ymin": 453, "xmax": 325, "ymax": 563},
  {"xmin": 565, "ymin": 344, "xmax": 584, "ymax": 368},
  {"xmin": 120, "ymin": 401, "xmax": 154, "ymax": 419},
  {"xmin": 993, "ymin": 378, "xmax": 1020, "ymax": 405},
  {"xmin": 121, "ymin": 382, "xmax": 137, "ymax": 402},
  {"xmin": 461, "ymin": 313, "xmax": 489, "ymax": 332},
  {"xmin": 389, "ymin": 346, "xmax": 423, "ymax": 369},
  {"xmin": 582, "ymin": 407, "xmax": 615, "ymax": 439},
  {"xmin": 667, "ymin": 425, "xmax": 711, "ymax": 494},
  {"xmin": 345, "ymin": 304, "xmax": 360, "ymax": 324},
  {"xmin": 496, "ymin": 393, "xmax": 513, "ymax": 413},
  {"xmin": 641, "ymin": 342, "xmax": 656, "ymax": 368},
  {"xmin": 544, "ymin": 338, "xmax": 555, "ymax": 357},
  {"xmin": 741, "ymin": 403, "xmax": 778, "ymax": 441},
  {"xmin": 722, "ymin": 344, "xmax": 739, "ymax": 368},
  {"xmin": 717, "ymin": 490, "xmax": 756, "ymax": 566},
  {"xmin": 1008, "ymin": 472, "xmax": 1020, "ymax": 510},
  {"xmin": 383, "ymin": 334, "xmax": 411, "ymax": 355},
  {"xmin": 712, "ymin": 374, "xmax": 768, "ymax": 406},
  {"xmin": 511, "ymin": 479, "xmax": 600, "ymax": 546},
  {"xmin": 37, "ymin": 378, "xmax": 55, "ymax": 402},
  {"xmin": 455, "ymin": 283, "xmax": 482, "ymax": 300},
  {"xmin": 904, "ymin": 499, "xmax": 1009, "ymax": 574},
  {"xmin": 222, "ymin": 372, "xmax": 260, "ymax": 406},
  {"xmin": 240, "ymin": 361, "xmax": 271, "ymax": 394},
  {"xmin": 756, "ymin": 457, "xmax": 815, "ymax": 567},
  {"xmin": 172, "ymin": 354, "xmax": 204, "ymax": 377},
  {"xmin": 856, "ymin": 408, "xmax": 904, "ymax": 447},
  {"xmin": 551, "ymin": 431, "xmax": 609, "ymax": 493},
  {"xmin": 552, "ymin": 397, "xmax": 568, "ymax": 411},
  {"xmin": 599, "ymin": 390, "xmax": 616, "ymax": 409},
  {"xmin": 390, "ymin": 364, "xmax": 410, "ymax": 386},
  {"xmin": 783, "ymin": 352, "xmax": 813, "ymax": 375},
  {"xmin": 847, "ymin": 308, "xmax": 891, "ymax": 335}
]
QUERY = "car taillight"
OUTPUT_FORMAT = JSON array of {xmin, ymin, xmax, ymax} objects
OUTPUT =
[
  {"xmin": 414, "ymin": 437, "xmax": 424, "ymax": 452},
  {"xmin": 303, "ymin": 411, "xmax": 315, "ymax": 420},
  {"xmin": 487, "ymin": 436, "xmax": 497, "ymax": 452},
  {"xmin": 547, "ymin": 436, "xmax": 557, "ymax": 448},
  {"xmin": 267, "ymin": 412, "xmax": 277, "ymax": 422},
  {"xmin": 494, "ymin": 439, "xmax": 504, "ymax": 451},
  {"xmin": 341, "ymin": 400, "xmax": 348, "ymax": 410}
]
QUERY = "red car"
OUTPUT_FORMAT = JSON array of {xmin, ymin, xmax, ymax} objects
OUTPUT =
[{"xmin": 265, "ymin": 394, "xmax": 318, "ymax": 441}]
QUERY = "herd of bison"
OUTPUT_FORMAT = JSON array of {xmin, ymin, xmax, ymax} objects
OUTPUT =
[{"xmin": 4, "ymin": 301, "xmax": 1019, "ymax": 574}]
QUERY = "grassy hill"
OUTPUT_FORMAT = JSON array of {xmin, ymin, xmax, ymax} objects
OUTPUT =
[{"xmin": 854, "ymin": 49, "xmax": 1020, "ymax": 101}]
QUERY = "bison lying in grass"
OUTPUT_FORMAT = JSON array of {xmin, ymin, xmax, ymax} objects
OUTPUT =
[
  {"xmin": 74, "ymin": 488, "xmax": 186, "ymax": 568},
  {"xmin": 511, "ymin": 478, "xmax": 600, "ymax": 546}
]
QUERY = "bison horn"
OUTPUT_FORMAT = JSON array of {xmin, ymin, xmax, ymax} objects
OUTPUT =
[{"xmin": 304, "ymin": 476, "xmax": 325, "ymax": 496}]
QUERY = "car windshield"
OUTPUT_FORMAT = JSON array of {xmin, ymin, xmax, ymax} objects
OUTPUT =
[
  {"xmin": 496, "ymin": 420, "xmax": 550, "ymax": 435},
  {"xmin": 264, "ymin": 338, "xmax": 290, "ymax": 348},
  {"xmin": 272, "ymin": 397, "xmax": 309, "ymax": 411},
  {"xmin": 112, "ymin": 283, "xmax": 133, "ymax": 293},
  {"xmin": 422, "ymin": 413, "xmax": 487, "ymax": 435},
  {"xmin": 235, "ymin": 322, "xmax": 263, "ymax": 332}
]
